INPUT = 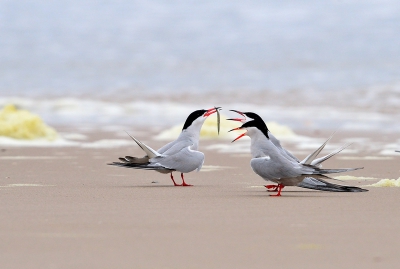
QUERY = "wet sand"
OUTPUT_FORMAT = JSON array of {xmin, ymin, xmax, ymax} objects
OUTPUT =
[{"xmin": 0, "ymin": 131, "xmax": 399, "ymax": 269}]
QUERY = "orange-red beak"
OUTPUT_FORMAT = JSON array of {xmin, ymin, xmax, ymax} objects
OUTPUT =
[
  {"xmin": 227, "ymin": 109, "xmax": 246, "ymax": 122},
  {"xmin": 204, "ymin": 107, "xmax": 221, "ymax": 117},
  {"xmin": 229, "ymin": 127, "xmax": 247, "ymax": 143}
]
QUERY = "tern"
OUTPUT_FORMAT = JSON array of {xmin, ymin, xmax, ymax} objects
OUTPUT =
[
  {"xmin": 229, "ymin": 111, "xmax": 367, "ymax": 196},
  {"xmin": 109, "ymin": 107, "xmax": 221, "ymax": 186},
  {"xmin": 228, "ymin": 110, "xmax": 350, "ymax": 167}
]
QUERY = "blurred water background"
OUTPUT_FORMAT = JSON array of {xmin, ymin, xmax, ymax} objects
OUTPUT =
[{"xmin": 0, "ymin": 0, "xmax": 399, "ymax": 130}]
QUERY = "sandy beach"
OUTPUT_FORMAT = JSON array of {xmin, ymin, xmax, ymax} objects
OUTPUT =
[
  {"xmin": 2, "ymin": 1, "xmax": 400, "ymax": 268},
  {"xmin": 1, "ymin": 129, "xmax": 399, "ymax": 269}
]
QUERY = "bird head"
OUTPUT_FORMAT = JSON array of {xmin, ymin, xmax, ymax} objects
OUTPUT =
[
  {"xmin": 182, "ymin": 107, "xmax": 221, "ymax": 133},
  {"xmin": 228, "ymin": 112, "xmax": 270, "ymax": 142},
  {"xmin": 227, "ymin": 110, "xmax": 264, "ymax": 124}
]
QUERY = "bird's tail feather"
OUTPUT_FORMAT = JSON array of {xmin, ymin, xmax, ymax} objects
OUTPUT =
[
  {"xmin": 301, "ymin": 131, "xmax": 336, "ymax": 164},
  {"xmin": 108, "ymin": 162, "xmax": 173, "ymax": 173},
  {"xmin": 118, "ymin": 155, "xmax": 149, "ymax": 164},
  {"xmin": 310, "ymin": 143, "xmax": 352, "ymax": 167},
  {"xmin": 311, "ymin": 166, "xmax": 363, "ymax": 175},
  {"xmin": 298, "ymin": 176, "xmax": 368, "ymax": 192},
  {"xmin": 125, "ymin": 132, "xmax": 161, "ymax": 158}
]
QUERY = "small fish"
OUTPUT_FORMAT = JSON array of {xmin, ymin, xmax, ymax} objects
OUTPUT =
[{"xmin": 215, "ymin": 106, "xmax": 221, "ymax": 135}]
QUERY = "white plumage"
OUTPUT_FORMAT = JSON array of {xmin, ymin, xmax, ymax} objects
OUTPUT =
[
  {"xmin": 109, "ymin": 108, "xmax": 220, "ymax": 186},
  {"xmin": 229, "ymin": 110, "xmax": 367, "ymax": 196}
]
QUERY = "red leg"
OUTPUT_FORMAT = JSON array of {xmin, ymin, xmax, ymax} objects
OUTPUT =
[
  {"xmin": 265, "ymin": 184, "xmax": 278, "ymax": 192},
  {"xmin": 269, "ymin": 184, "xmax": 284, "ymax": 197},
  {"xmin": 170, "ymin": 173, "xmax": 181, "ymax": 186},
  {"xmin": 180, "ymin": 173, "xmax": 192, "ymax": 186}
]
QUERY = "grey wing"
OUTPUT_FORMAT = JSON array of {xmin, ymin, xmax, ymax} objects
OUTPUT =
[
  {"xmin": 157, "ymin": 137, "xmax": 193, "ymax": 155},
  {"xmin": 158, "ymin": 140, "xmax": 191, "ymax": 156},
  {"xmin": 158, "ymin": 134, "xmax": 196, "ymax": 154},
  {"xmin": 157, "ymin": 140, "xmax": 176, "ymax": 154},
  {"xmin": 151, "ymin": 146, "xmax": 204, "ymax": 173},
  {"xmin": 250, "ymin": 156, "xmax": 303, "ymax": 181},
  {"xmin": 269, "ymin": 133, "xmax": 299, "ymax": 162}
]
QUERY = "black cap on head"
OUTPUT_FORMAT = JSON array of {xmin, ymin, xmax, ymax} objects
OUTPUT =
[
  {"xmin": 182, "ymin": 109, "xmax": 207, "ymax": 130},
  {"xmin": 243, "ymin": 112, "xmax": 263, "ymax": 121},
  {"xmin": 241, "ymin": 117, "xmax": 270, "ymax": 139}
]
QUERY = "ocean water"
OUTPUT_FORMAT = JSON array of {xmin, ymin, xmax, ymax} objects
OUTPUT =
[{"xmin": 0, "ymin": 0, "xmax": 399, "ymax": 130}]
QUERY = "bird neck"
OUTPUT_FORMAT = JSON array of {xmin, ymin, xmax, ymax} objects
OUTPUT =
[
  {"xmin": 249, "ymin": 130, "xmax": 277, "ymax": 158},
  {"xmin": 179, "ymin": 126, "xmax": 202, "ymax": 148}
]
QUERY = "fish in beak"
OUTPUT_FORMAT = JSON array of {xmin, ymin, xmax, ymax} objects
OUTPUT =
[{"xmin": 204, "ymin": 107, "xmax": 222, "ymax": 135}]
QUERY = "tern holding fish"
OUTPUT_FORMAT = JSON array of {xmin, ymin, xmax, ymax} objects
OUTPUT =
[
  {"xmin": 229, "ymin": 110, "xmax": 368, "ymax": 196},
  {"xmin": 109, "ymin": 107, "xmax": 221, "ymax": 186}
]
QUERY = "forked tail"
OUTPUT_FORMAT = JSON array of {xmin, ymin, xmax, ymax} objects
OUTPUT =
[
  {"xmin": 108, "ymin": 160, "xmax": 173, "ymax": 173},
  {"xmin": 297, "ymin": 176, "xmax": 368, "ymax": 192},
  {"xmin": 311, "ymin": 166, "xmax": 364, "ymax": 175}
]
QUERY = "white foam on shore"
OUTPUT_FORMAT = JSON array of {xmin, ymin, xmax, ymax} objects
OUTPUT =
[
  {"xmin": 0, "ymin": 97, "xmax": 196, "ymax": 126},
  {"xmin": 0, "ymin": 156, "xmax": 75, "ymax": 160},
  {"xmin": 80, "ymin": 139, "xmax": 133, "ymax": 148},
  {"xmin": 59, "ymin": 133, "xmax": 88, "ymax": 140},
  {"xmin": 200, "ymin": 165, "xmax": 232, "ymax": 172},
  {"xmin": 0, "ymin": 184, "xmax": 55, "ymax": 188},
  {"xmin": 1, "ymin": 95, "xmax": 399, "ymax": 134},
  {"xmin": 0, "ymin": 136, "xmax": 78, "ymax": 147},
  {"xmin": 379, "ymin": 149, "xmax": 400, "ymax": 156},
  {"xmin": 337, "ymin": 156, "xmax": 393, "ymax": 160},
  {"xmin": 0, "ymin": 136, "xmax": 134, "ymax": 148}
]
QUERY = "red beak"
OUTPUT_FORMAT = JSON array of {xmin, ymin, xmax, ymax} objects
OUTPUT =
[
  {"xmin": 226, "ymin": 118, "xmax": 244, "ymax": 122},
  {"xmin": 227, "ymin": 110, "xmax": 246, "ymax": 122},
  {"xmin": 204, "ymin": 107, "xmax": 221, "ymax": 117},
  {"xmin": 229, "ymin": 127, "xmax": 247, "ymax": 143},
  {"xmin": 232, "ymin": 132, "xmax": 247, "ymax": 143}
]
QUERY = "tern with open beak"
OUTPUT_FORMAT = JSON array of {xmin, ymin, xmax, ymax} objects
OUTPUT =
[
  {"xmin": 109, "ymin": 107, "xmax": 221, "ymax": 186},
  {"xmin": 229, "ymin": 111, "xmax": 368, "ymax": 196},
  {"xmin": 228, "ymin": 110, "xmax": 351, "ymax": 167}
]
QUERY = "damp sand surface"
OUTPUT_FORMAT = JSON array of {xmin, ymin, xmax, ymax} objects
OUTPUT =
[{"xmin": 0, "ymin": 129, "xmax": 400, "ymax": 269}]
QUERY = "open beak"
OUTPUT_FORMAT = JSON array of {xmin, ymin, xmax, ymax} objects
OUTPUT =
[
  {"xmin": 227, "ymin": 109, "xmax": 246, "ymax": 122},
  {"xmin": 228, "ymin": 127, "xmax": 247, "ymax": 143},
  {"xmin": 204, "ymin": 107, "xmax": 221, "ymax": 117}
]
